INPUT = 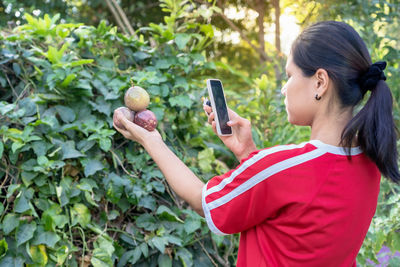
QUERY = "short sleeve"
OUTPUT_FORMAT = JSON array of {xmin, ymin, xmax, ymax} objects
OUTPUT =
[{"xmin": 201, "ymin": 143, "xmax": 326, "ymax": 235}]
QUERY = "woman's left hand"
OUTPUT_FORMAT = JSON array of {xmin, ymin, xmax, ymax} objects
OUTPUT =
[{"xmin": 113, "ymin": 112, "xmax": 162, "ymax": 146}]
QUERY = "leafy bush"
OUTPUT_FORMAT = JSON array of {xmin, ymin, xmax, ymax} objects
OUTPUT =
[
  {"xmin": 1, "ymin": 1, "xmax": 399, "ymax": 266},
  {"xmin": 0, "ymin": 2, "xmax": 237, "ymax": 266}
]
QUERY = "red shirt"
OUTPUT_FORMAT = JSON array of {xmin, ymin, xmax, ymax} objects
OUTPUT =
[{"xmin": 202, "ymin": 140, "xmax": 381, "ymax": 267}]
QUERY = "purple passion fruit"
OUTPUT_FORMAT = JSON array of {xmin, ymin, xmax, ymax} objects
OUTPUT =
[{"xmin": 134, "ymin": 109, "xmax": 157, "ymax": 131}]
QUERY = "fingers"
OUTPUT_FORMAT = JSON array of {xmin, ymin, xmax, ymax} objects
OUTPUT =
[
  {"xmin": 226, "ymin": 109, "xmax": 250, "ymax": 127},
  {"xmin": 113, "ymin": 122, "xmax": 131, "ymax": 139},
  {"xmin": 203, "ymin": 105, "xmax": 212, "ymax": 115},
  {"xmin": 211, "ymin": 121, "xmax": 217, "ymax": 134},
  {"xmin": 208, "ymin": 112, "xmax": 215, "ymax": 125},
  {"xmin": 119, "ymin": 113, "xmax": 148, "ymax": 134}
]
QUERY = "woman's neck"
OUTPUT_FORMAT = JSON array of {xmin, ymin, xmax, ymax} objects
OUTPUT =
[{"xmin": 310, "ymin": 108, "xmax": 353, "ymax": 147}]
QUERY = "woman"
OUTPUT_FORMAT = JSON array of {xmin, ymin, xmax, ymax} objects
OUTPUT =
[{"xmin": 114, "ymin": 21, "xmax": 399, "ymax": 266}]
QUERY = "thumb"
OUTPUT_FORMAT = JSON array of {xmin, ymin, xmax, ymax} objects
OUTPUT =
[
  {"xmin": 118, "ymin": 113, "xmax": 138, "ymax": 131},
  {"xmin": 227, "ymin": 119, "xmax": 239, "ymax": 126}
]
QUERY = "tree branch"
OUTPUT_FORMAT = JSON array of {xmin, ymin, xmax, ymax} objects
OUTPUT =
[
  {"xmin": 105, "ymin": 0, "xmax": 128, "ymax": 35},
  {"xmin": 300, "ymin": 2, "xmax": 317, "ymax": 26},
  {"xmin": 111, "ymin": 0, "xmax": 137, "ymax": 38},
  {"xmin": 211, "ymin": 236, "xmax": 230, "ymax": 267},
  {"xmin": 254, "ymin": 0, "xmax": 267, "ymax": 62},
  {"xmin": 272, "ymin": 0, "xmax": 281, "ymax": 53}
]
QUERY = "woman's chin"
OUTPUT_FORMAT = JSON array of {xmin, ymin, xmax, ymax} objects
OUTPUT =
[{"xmin": 287, "ymin": 115, "xmax": 308, "ymax": 126}]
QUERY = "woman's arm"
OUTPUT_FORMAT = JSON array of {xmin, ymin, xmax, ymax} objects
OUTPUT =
[
  {"xmin": 143, "ymin": 138, "xmax": 205, "ymax": 216},
  {"xmin": 114, "ymin": 114, "xmax": 205, "ymax": 216}
]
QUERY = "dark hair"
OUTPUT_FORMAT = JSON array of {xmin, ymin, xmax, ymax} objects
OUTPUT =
[{"xmin": 291, "ymin": 21, "xmax": 399, "ymax": 183}]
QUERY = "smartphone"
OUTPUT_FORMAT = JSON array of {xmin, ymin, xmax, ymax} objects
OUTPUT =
[{"xmin": 206, "ymin": 79, "xmax": 232, "ymax": 136}]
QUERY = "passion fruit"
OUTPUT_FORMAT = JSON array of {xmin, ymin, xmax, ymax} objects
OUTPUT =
[
  {"xmin": 134, "ymin": 109, "xmax": 158, "ymax": 131},
  {"xmin": 124, "ymin": 86, "xmax": 150, "ymax": 112},
  {"xmin": 113, "ymin": 107, "xmax": 135, "ymax": 129}
]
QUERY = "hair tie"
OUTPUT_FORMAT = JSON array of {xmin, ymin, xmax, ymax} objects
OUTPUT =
[{"xmin": 359, "ymin": 61, "xmax": 387, "ymax": 92}]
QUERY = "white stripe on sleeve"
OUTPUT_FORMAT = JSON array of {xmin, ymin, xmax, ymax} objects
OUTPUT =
[{"xmin": 202, "ymin": 182, "xmax": 227, "ymax": 235}]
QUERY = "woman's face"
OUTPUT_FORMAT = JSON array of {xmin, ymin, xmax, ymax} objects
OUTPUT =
[{"xmin": 281, "ymin": 55, "xmax": 318, "ymax": 126}]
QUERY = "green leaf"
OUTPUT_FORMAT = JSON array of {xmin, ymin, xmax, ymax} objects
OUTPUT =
[
  {"xmin": 37, "ymin": 155, "xmax": 49, "ymax": 166},
  {"xmin": 42, "ymin": 204, "xmax": 68, "ymax": 231},
  {"xmin": 47, "ymin": 43, "xmax": 69, "ymax": 64},
  {"xmin": 151, "ymin": 236, "xmax": 167, "ymax": 253},
  {"xmin": 60, "ymin": 141, "xmax": 84, "ymax": 159},
  {"xmin": 32, "ymin": 231, "xmax": 61, "ymax": 248},
  {"xmin": 14, "ymin": 188, "xmax": 34, "ymax": 213},
  {"xmin": 0, "ymin": 203, "xmax": 3, "ymax": 215},
  {"xmin": 175, "ymin": 33, "xmax": 191, "ymax": 50},
  {"xmin": 71, "ymin": 203, "xmax": 91, "ymax": 227},
  {"xmin": 198, "ymin": 148, "xmax": 215, "ymax": 173},
  {"xmin": 54, "ymin": 245, "xmax": 69, "ymax": 266},
  {"xmin": 151, "ymin": 107, "xmax": 165, "ymax": 121},
  {"xmin": 184, "ymin": 219, "xmax": 201, "ymax": 234},
  {"xmin": 0, "ymin": 102, "xmax": 16, "ymax": 115},
  {"xmin": 91, "ymin": 236, "xmax": 115, "ymax": 267},
  {"xmin": 84, "ymin": 159, "xmax": 104, "ymax": 176},
  {"xmin": 166, "ymin": 235, "xmax": 182, "ymax": 246},
  {"xmin": 168, "ymin": 95, "xmax": 192, "ymax": 108},
  {"xmin": 29, "ymin": 244, "xmax": 48, "ymax": 265},
  {"xmin": 0, "ymin": 256, "xmax": 24, "ymax": 267},
  {"xmin": 136, "ymin": 214, "xmax": 158, "ymax": 231},
  {"xmin": 106, "ymin": 210, "xmax": 119, "ymax": 221},
  {"xmin": 6, "ymin": 184, "xmax": 20, "ymax": 198},
  {"xmin": 11, "ymin": 142, "xmax": 24, "ymax": 153},
  {"xmin": 176, "ymin": 247, "xmax": 193, "ymax": 267},
  {"xmin": 60, "ymin": 73, "xmax": 76, "ymax": 87},
  {"xmin": 117, "ymin": 247, "xmax": 141, "ymax": 267},
  {"xmin": 12, "ymin": 63, "xmax": 21, "ymax": 76},
  {"xmin": 155, "ymin": 59, "xmax": 172, "ymax": 69},
  {"xmin": 133, "ymin": 51, "xmax": 151, "ymax": 61},
  {"xmin": 158, "ymin": 254, "xmax": 172, "ymax": 267},
  {"xmin": 138, "ymin": 195, "xmax": 156, "ymax": 211},
  {"xmin": 55, "ymin": 105, "xmax": 76, "ymax": 123},
  {"xmin": 76, "ymin": 79, "xmax": 93, "ymax": 92},
  {"xmin": 140, "ymin": 243, "xmax": 149, "ymax": 257},
  {"xmin": 90, "ymin": 96, "xmax": 111, "ymax": 115},
  {"xmin": 0, "ymin": 239, "xmax": 8, "ymax": 258},
  {"xmin": 21, "ymin": 171, "xmax": 38, "ymax": 187},
  {"xmin": 2, "ymin": 214, "xmax": 19, "ymax": 234},
  {"xmin": 16, "ymin": 222, "xmax": 37, "ymax": 247},
  {"xmin": 31, "ymin": 141, "xmax": 53, "ymax": 157},
  {"xmin": 84, "ymin": 191, "xmax": 99, "ymax": 207},
  {"xmin": 156, "ymin": 205, "xmax": 183, "ymax": 223},
  {"xmin": 99, "ymin": 138, "xmax": 111, "ymax": 152},
  {"xmin": 105, "ymin": 173, "xmax": 127, "ymax": 204}
]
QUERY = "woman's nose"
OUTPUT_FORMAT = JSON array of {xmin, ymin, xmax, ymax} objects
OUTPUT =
[{"xmin": 281, "ymin": 85, "xmax": 287, "ymax": 96}]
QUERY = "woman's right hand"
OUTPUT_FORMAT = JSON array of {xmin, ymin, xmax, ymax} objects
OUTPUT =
[{"xmin": 203, "ymin": 105, "xmax": 257, "ymax": 161}]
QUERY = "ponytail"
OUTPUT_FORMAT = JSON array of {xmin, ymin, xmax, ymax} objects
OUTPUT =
[{"xmin": 341, "ymin": 79, "xmax": 400, "ymax": 183}]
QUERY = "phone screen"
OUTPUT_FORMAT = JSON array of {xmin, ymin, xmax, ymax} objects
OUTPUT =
[{"xmin": 210, "ymin": 80, "xmax": 232, "ymax": 135}]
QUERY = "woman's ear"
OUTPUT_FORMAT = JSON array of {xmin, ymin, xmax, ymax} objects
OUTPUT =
[{"xmin": 314, "ymin": 68, "xmax": 330, "ymax": 97}]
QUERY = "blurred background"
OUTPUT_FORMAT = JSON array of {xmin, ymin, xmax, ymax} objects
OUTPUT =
[{"xmin": 0, "ymin": 0, "xmax": 399, "ymax": 266}]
